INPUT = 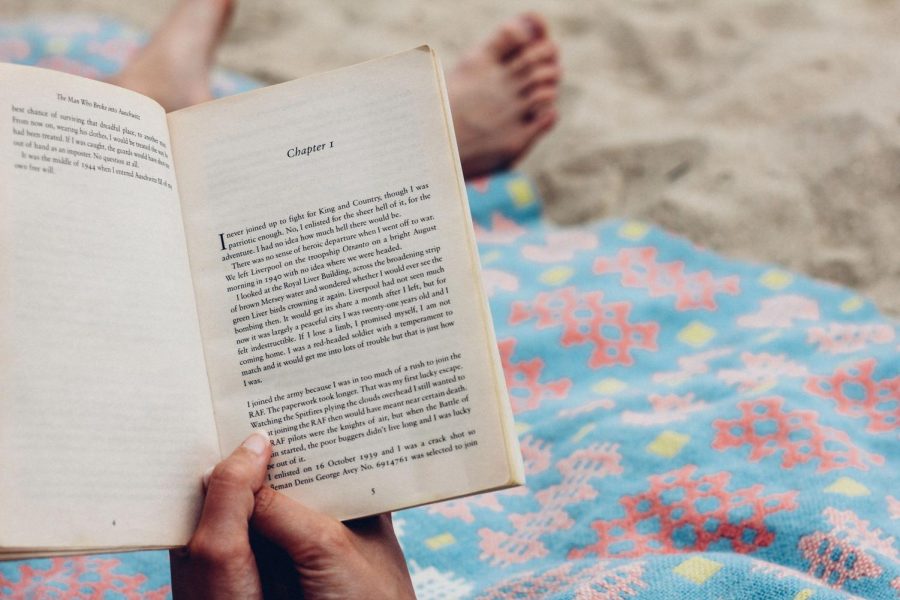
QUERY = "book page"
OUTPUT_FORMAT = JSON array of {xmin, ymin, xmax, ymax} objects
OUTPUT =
[
  {"xmin": 0, "ymin": 64, "xmax": 219, "ymax": 550},
  {"xmin": 169, "ymin": 47, "xmax": 522, "ymax": 520}
]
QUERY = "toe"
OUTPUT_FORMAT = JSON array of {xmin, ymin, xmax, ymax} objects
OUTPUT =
[
  {"xmin": 532, "ymin": 106, "xmax": 558, "ymax": 130},
  {"xmin": 521, "ymin": 12, "xmax": 549, "ymax": 40},
  {"xmin": 514, "ymin": 106, "xmax": 558, "ymax": 157},
  {"xmin": 214, "ymin": 0, "xmax": 236, "ymax": 39},
  {"xmin": 510, "ymin": 39, "xmax": 559, "ymax": 76},
  {"xmin": 488, "ymin": 14, "xmax": 543, "ymax": 60},
  {"xmin": 519, "ymin": 64, "xmax": 562, "ymax": 96},
  {"xmin": 521, "ymin": 84, "xmax": 558, "ymax": 116}
]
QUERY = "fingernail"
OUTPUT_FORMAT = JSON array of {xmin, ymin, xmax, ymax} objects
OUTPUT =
[
  {"xmin": 242, "ymin": 429, "xmax": 270, "ymax": 456},
  {"xmin": 201, "ymin": 466, "xmax": 214, "ymax": 488}
]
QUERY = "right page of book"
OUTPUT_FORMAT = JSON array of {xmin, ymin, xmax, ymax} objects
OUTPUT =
[{"xmin": 168, "ymin": 47, "xmax": 523, "ymax": 520}]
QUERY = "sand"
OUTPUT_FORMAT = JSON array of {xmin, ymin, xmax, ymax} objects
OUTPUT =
[{"xmin": 4, "ymin": 0, "xmax": 899, "ymax": 316}]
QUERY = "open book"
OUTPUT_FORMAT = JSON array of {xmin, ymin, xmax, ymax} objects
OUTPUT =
[{"xmin": 0, "ymin": 47, "xmax": 523, "ymax": 558}]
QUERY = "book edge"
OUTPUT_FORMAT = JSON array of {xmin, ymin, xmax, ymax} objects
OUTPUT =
[{"xmin": 427, "ymin": 46, "xmax": 527, "ymax": 488}]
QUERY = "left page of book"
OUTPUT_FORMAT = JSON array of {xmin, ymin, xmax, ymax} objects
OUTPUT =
[{"xmin": 0, "ymin": 64, "xmax": 220, "ymax": 553}]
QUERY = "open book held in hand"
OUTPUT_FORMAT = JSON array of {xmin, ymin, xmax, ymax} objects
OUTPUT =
[{"xmin": 0, "ymin": 46, "xmax": 523, "ymax": 558}]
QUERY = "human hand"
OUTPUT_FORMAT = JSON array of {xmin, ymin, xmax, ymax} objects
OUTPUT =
[{"xmin": 170, "ymin": 431, "xmax": 416, "ymax": 599}]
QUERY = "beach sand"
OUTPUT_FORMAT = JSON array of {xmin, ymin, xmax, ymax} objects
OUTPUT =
[{"xmin": 4, "ymin": 0, "xmax": 898, "ymax": 315}]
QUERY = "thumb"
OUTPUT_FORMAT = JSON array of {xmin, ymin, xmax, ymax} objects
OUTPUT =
[{"xmin": 196, "ymin": 430, "xmax": 271, "ymax": 542}]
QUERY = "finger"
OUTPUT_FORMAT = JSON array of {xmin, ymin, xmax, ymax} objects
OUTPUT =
[
  {"xmin": 344, "ymin": 513, "xmax": 406, "ymax": 559},
  {"xmin": 249, "ymin": 530, "xmax": 305, "ymax": 600},
  {"xmin": 251, "ymin": 485, "xmax": 351, "ymax": 564},
  {"xmin": 194, "ymin": 430, "xmax": 271, "ymax": 548}
]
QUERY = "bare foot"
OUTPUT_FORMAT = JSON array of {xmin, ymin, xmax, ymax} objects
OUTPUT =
[
  {"xmin": 447, "ymin": 13, "xmax": 561, "ymax": 179},
  {"xmin": 110, "ymin": 0, "xmax": 234, "ymax": 112}
]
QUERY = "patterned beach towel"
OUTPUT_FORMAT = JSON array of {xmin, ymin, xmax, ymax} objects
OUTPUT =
[{"xmin": 1, "ymin": 16, "xmax": 898, "ymax": 599}]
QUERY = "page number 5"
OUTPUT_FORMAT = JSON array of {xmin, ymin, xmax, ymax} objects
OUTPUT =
[{"xmin": 371, "ymin": 488, "xmax": 376, "ymax": 495}]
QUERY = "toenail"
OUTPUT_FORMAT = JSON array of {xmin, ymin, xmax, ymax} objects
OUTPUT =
[{"xmin": 522, "ymin": 15, "xmax": 542, "ymax": 38}]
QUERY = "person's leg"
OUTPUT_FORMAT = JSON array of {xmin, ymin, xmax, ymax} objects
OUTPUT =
[
  {"xmin": 110, "ymin": 4, "xmax": 560, "ymax": 178},
  {"xmin": 110, "ymin": 0, "xmax": 234, "ymax": 112},
  {"xmin": 447, "ymin": 13, "xmax": 561, "ymax": 178}
]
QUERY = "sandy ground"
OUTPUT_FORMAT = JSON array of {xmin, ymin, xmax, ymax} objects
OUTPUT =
[{"xmin": 4, "ymin": 0, "xmax": 899, "ymax": 316}]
